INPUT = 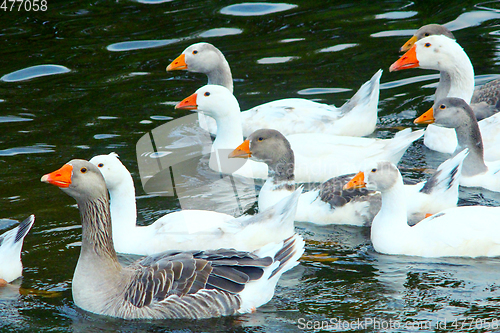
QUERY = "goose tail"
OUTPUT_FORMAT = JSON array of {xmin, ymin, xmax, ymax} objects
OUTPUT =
[
  {"xmin": 336, "ymin": 69, "xmax": 382, "ymax": 136},
  {"xmin": 237, "ymin": 233, "xmax": 305, "ymax": 313}
]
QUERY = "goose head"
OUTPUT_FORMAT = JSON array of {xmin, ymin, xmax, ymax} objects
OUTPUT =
[
  {"xmin": 89, "ymin": 153, "xmax": 131, "ymax": 192},
  {"xmin": 41, "ymin": 159, "xmax": 107, "ymax": 202},
  {"xmin": 167, "ymin": 42, "xmax": 227, "ymax": 74},
  {"xmin": 414, "ymin": 97, "xmax": 476, "ymax": 129},
  {"xmin": 229, "ymin": 129, "xmax": 294, "ymax": 175},
  {"xmin": 390, "ymin": 35, "xmax": 464, "ymax": 72},
  {"xmin": 344, "ymin": 161, "xmax": 400, "ymax": 193},
  {"xmin": 400, "ymin": 24, "xmax": 455, "ymax": 52},
  {"xmin": 175, "ymin": 84, "xmax": 239, "ymax": 119}
]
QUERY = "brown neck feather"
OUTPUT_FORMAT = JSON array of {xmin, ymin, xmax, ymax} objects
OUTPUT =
[{"xmin": 78, "ymin": 194, "xmax": 119, "ymax": 262}]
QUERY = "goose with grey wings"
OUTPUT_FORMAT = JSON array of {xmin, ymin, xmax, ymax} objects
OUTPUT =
[
  {"xmin": 229, "ymin": 128, "xmax": 468, "ymax": 226},
  {"xmin": 41, "ymin": 159, "xmax": 304, "ymax": 319}
]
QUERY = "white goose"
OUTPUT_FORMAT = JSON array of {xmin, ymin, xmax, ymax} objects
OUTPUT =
[
  {"xmin": 89, "ymin": 153, "xmax": 301, "ymax": 255},
  {"xmin": 399, "ymin": 24, "xmax": 500, "ymax": 121},
  {"xmin": 0, "ymin": 215, "xmax": 34, "ymax": 285},
  {"xmin": 41, "ymin": 160, "xmax": 304, "ymax": 319},
  {"xmin": 175, "ymin": 84, "xmax": 424, "ymax": 183},
  {"xmin": 390, "ymin": 35, "xmax": 500, "ymax": 157},
  {"xmin": 167, "ymin": 42, "xmax": 382, "ymax": 137},
  {"xmin": 344, "ymin": 161, "xmax": 500, "ymax": 257},
  {"xmin": 415, "ymin": 97, "xmax": 500, "ymax": 192},
  {"xmin": 229, "ymin": 129, "xmax": 468, "ymax": 226}
]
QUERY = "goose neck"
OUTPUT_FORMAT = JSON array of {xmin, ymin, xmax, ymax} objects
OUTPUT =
[
  {"xmin": 268, "ymin": 155, "xmax": 295, "ymax": 183},
  {"xmin": 435, "ymin": 72, "xmax": 452, "ymax": 102},
  {"xmin": 108, "ymin": 178, "xmax": 137, "ymax": 234},
  {"xmin": 443, "ymin": 54, "xmax": 474, "ymax": 103},
  {"xmin": 212, "ymin": 113, "xmax": 244, "ymax": 151},
  {"xmin": 207, "ymin": 62, "xmax": 234, "ymax": 93},
  {"xmin": 454, "ymin": 122, "xmax": 488, "ymax": 176},
  {"xmin": 371, "ymin": 178, "xmax": 411, "ymax": 242},
  {"xmin": 77, "ymin": 195, "xmax": 119, "ymax": 265}
]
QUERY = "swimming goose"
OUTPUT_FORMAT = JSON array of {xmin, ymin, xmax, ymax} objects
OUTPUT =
[
  {"xmin": 167, "ymin": 42, "xmax": 382, "ymax": 137},
  {"xmin": 175, "ymin": 84, "xmax": 424, "ymax": 182},
  {"xmin": 229, "ymin": 129, "xmax": 467, "ymax": 226},
  {"xmin": 344, "ymin": 161, "xmax": 500, "ymax": 257},
  {"xmin": 89, "ymin": 153, "xmax": 301, "ymax": 255},
  {"xmin": 0, "ymin": 215, "xmax": 35, "ymax": 285},
  {"xmin": 390, "ymin": 35, "xmax": 500, "ymax": 156},
  {"xmin": 41, "ymin": 160, "xmax": 304, "ymax": 319},
  {"xmin": 414, "ymin": 97, "xmax": 500, "ymax": 192},
  {"xmin": 399, "ymin": 24, "xmax": 500, "ymax": 121}
]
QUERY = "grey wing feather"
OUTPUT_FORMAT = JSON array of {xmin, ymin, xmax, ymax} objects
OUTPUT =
[
  {"xmin": 318, "ymin": 174, "xmax": 376, "ymax": 208},
  {"xmin": 124, "ymin": 248, "xmax": 273, "ymax": 310},
  {"xmin": 471, "ymin": 78, "xmax": 500, "ymax": 120}
]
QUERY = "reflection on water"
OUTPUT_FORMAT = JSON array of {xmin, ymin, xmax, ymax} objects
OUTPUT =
[
  {"xmin": 1, "ymin": 65, "xmax": 70, "ymax": 82},
  {"xmin": 318, "ymin": 43, "xmax": 358, "ymax": 53},
  {"xmin": 0, "ymin": 145, "xmax": 54, "ymax": 156},
  {"xmin": 198, "ymin": 28, "xmax": 243, "ymax": 38},
  {"xmin": 220, "ymin": 2, "xmax": 298, "ymax": 16},
  {"xmin": 375, "ymin": 11, "xmax": 418, "ymax": 20},
  {"xmin": 257, "ymin": 56, "xmax": 299, "ymax": 64},
  {"xmin": 1, "ymin": 0, "xmax": 500, "ymax": 332},
  {"xmin": 106, "ymin": 39, "xmax": 181, "ymax": 52},
  {"xmin": 446, "ymin": 10, "xmax": 500, "ymax": 30}
]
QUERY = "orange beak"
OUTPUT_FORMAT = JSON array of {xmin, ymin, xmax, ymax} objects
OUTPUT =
[
  {"xmin": 414, "ymin": 107, "xmax": 435, "ymax": 125},
  {"xmin": 166, "ymin": 53, "xmax": 187, "ymax": 71},
  {"xmin": 343, "ymin": 171, "xmax": 366, "ymax": 190},
  {"xmin": 400, "ymin": 35, "xmax": 418, "ymax": 53},
  {"xmin": 228, "ymin": 140, "xmax": 251, "ymax": 158},
  {"xmin": 41, "ymin": 164, "xmax": 73, "ymax": 188},
  {"xmin": 424, "ymin": 213, "xmax": 433, "ymax": 218},
  {"xmin": 175, "ymin": 93, "xmax": 198, "ymax": 110},
  {"xmin": 389, "ymin": 44, "xmax": 419, "ymax": 72}
]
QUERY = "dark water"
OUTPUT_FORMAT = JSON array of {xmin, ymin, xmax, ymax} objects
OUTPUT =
[{"xmin": 1, "ymin": 0, "xmax": 500, "ymax": 332}]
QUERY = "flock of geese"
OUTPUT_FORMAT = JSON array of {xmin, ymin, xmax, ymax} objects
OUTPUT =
[{"xmin": 1, "ymin": 24, "xmax": 500, "ymax": 320}]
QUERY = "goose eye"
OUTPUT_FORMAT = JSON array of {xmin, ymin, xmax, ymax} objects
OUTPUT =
[
  {"xmin": 439, "ymin": 104, "xmax": 446, "ymax": 109},
  {"xmin": 257, "ymin": 137, "xmax": 264, "ymax": 141},
  {"xmin": 424, "ymin": 42, "xmax": 431, "ymax": 47},
  {"xmin": 81, "ymin": 167, "xmax": 87, "ymax": 173},
  {"xmin": 424, "ymin": 33, "xmax": 429, "ymax": 36},
  {"xmin": 98, "ymin": 163, "xmax": 104, "ymax": 168},
  {"xmin": 371, "ymin": 168, "xmax": 377, "ymax": 173},
  {"xmin": 204, "ymin": 92, "xmax": 210, "ymax": 97},
  {"xmin": 192, "ymin": 50, "xmax": 198, "ymax": 55}
]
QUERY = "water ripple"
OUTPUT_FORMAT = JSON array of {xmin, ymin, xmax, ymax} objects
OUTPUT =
[
  {"xmin": 375, "ymin": 11, "xmax": 418, "ymax": 20},
  {"xmin": 374, "ymin": 9, "xmax": 500, "ymax": 38},
  {"xmin": 318, "ymin": 43, "xmax": 358, "ymax": 53},
  {"xmin": 150, "ymin": 115, "xmax": 174, "ymax": 121},
  {"xmin": 107, "ymin": 39, "xmax": 180, "ymax": 52},
  {"xmin": 94, "ymin": 134, "xmax": 120, "ymax": 139},
  {"xmin": 133, "ymin": 0, "xmax": 173, "ymax": 3},
  {"xmin": 298, "ymin": 87, "xmax": 351, "ymax": 95},
  {"xmin": 0, "ymin": 115, "xmax": 33, "ymax": 123},
  {"xmin": 199, "ymin": 28, "xmax": 243, "ymax": 38},
  {"xmin": 446, "ymin": 10, "xmax": 500, "ymax": 31},
  {"xmin": 0, "ymin": 144, "xmax": 54, "ymax": 156},
  {"xmin": 476, "ymin": 1, "xmax": 500, "ymax": 12},
  {"xmin": 371, "ymin": 29, "xmax": 415, "ymax": 38},
  {"xmin": 257, "ymin": 56, "xmax": 298, "ymax": 64},
  {"xmin": 220, "ymin": 2, "xmax": 297, "ymax": 16},
  {"xmin": 1, "ymin": 65, "xmax": 70, "ymax": 82},
  {"xmin": 381, "ymin": 74, "xmax": 440, "ymax": 90}
]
